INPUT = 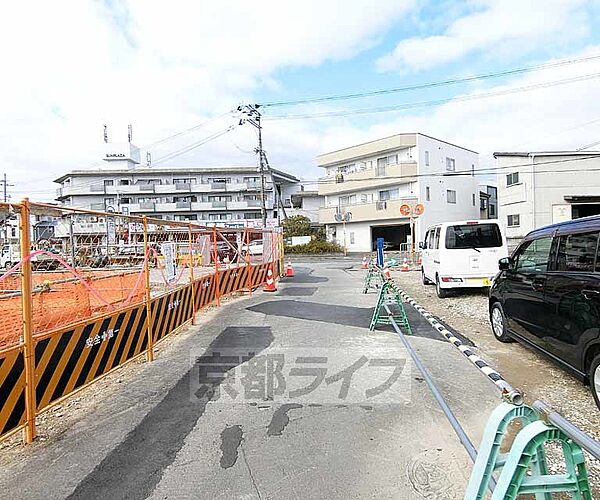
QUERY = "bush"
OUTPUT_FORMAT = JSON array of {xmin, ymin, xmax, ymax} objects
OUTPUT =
[{"xmin": 284, "ymin": 240, "xmax": 344, "ymax": 254}]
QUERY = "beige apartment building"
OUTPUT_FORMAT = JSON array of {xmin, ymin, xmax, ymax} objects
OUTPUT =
[{"xmin": 318, "ymin": 133, "xmax": 481, "ymax": 252}]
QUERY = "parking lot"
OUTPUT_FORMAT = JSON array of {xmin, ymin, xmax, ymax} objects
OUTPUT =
[{"xmin": 389, "ymin": 266, "xmax": 600, "ymax": 482}]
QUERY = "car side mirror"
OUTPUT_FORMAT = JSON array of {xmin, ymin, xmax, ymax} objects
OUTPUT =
[
  {"xmin": 418, "ymin": 241, "xmax": 425, "ymax": 250},
  {"xmin": 498, "ymin": 257, "xmax": 513, "ymax": 271}
]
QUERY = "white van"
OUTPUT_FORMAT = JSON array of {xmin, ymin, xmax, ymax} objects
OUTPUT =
[{"xmin": 420, "ymin": 220, "xmax": 508, "ymax": 298}]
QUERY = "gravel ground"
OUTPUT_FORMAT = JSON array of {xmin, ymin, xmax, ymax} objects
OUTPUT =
[{"xmin": 390, "ymin": 268, "xmax": 600, "ymax": 493}]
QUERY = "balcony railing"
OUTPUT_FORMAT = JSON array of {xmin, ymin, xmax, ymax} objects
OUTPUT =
[
  {"xmin": 319, "ymin": 197, "xmax": 418, "ymax": 224},
  {"xmin": 318, "ymin": 161, "xmax": 417, "ymax": 196},
  {"xmin": 175, "ymin": 201, "xmax": 192, "ymax": 209},
  {"xmin": 211, "ymin": 200, "xmax": 228, "ymax": 208}
]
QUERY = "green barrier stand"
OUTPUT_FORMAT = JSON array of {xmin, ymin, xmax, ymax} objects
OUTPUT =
[
  {"xmin": 466, "ymin": 403, "xmax": 592, "ymax": 500},
  {"xmin": 465, "ymin": 403, "xmax": 541, "ymax": 499},
  {"xmin": 369, "ymin": 280, "xmax": 412, "ymax": 333},
  {"xmin": 362, "ymin": 265, "xmax": 383, "ymax": 294}
]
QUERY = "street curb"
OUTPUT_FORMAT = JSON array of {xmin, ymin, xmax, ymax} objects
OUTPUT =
[{"xmin": 388, "ymin": 277, "xmax": 523, "ymax": 403}]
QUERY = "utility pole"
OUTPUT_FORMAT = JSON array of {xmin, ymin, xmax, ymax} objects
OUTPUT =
[
  {"xmin": 0, "ymin": 174, "xmax": 14, "ymax": 203},
  {"xmin": 238, "ymin": 104, "xmax": 268, "ymax": 228}
]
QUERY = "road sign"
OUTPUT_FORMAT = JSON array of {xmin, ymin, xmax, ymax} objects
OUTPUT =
[
  {"xmin": 343, "ymin": 212, "xmax": 352, "ymax": 222},
  {"xmin": 400, "ymin": 204, "xmax": 411, "ymax": 216},
  {"xmin": 413, "ymin": 203, "xmax": 425, "ymax": 216}
]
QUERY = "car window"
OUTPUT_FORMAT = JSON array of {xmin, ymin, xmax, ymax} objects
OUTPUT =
[
  {"xmin": 514, "ymin": 237, "xmax": 553, "ymax": 273},
  {"xmin": 557, "ymin": 232, "xmax": 598, "ymax": 272},
  {"xmin": 445, "ymin": 223, "xmax": 502, "ymax": 249},
  {"xmin": 433, "ymin": 227, "xmax": 440, "ymax": 250}
]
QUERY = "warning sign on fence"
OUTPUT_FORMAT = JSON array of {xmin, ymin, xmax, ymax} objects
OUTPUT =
[{"xmin": 161, "ymin": 242, "xmax": 177, "ymax": 283}]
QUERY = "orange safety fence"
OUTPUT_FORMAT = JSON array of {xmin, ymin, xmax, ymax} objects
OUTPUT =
[{"xmin": 0, "ymin": 199, "xmax": 284, "ymax": 443}]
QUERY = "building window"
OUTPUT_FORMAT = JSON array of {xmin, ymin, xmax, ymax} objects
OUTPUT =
[
  {"xmin": 104, "ymin": 180, "xmax": 114, "ymax": 187},
  {"xmin": 349, "ymin": 232, "xmax": 355, "ymax": 244},
  {"xmin": 378, "ymin": 190, "xmax": 390, "ymax": 202},
  {"xmin": 425, "ymin": 151, "xmax": 430, "ymax": 166},
  {"xmin": 121, "ymin": 197, "xmax": 132, "ymax": 204},
  {"xmin": 387, "ymin": 154, "xmax": 397, "ymax": 165},
  {"xmin": 174, "ymin": 178, "xmax": 196, "ymax": 184},
  {"xmin": 119, "ymin": 179, "xmax": 130, "ymax": 186},
  {"xmin": 507, "ymin": 214, "xmax": 520, "ymax": 227},
  {"xmin": 446, "ymin": 157, "xmax": 456, "ymax": 172},
  {"xmin": 473, "ymin": 193, "xmax": 476, "ymax": 206},
  {"xmin": 480, "ymin": 197, "xmax": 488, "ymax": 210},
  {"xmin": 506, "ymin": 172, "xmax": 519, "ymax": 186},
  {"xmin": 360, "ymin": 194, "xmax": 368, "ymax": 204},
  {"xmin": 426, "ymin": 186, "xmax": 430, "ymax": 201},
  {"xmin": 489, "ymin": 204, "xmax": 496, "ymax": 217},
  {"xmin": 447, "ymin": 190, "xmax": 457, "ymax": 204},
  {"xmin": 376, "ymin": 157, "xmax": 387, "ymax": 177}
]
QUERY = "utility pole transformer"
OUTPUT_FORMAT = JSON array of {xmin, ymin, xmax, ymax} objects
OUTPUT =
[{"xmin": 238, "ymin": 104, "xmax": 268, "ymax": 228}]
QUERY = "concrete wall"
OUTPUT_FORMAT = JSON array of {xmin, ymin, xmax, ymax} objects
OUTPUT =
[{"xmin": 496, "ymin": 153, "xmax": 600, "ymax": 246}]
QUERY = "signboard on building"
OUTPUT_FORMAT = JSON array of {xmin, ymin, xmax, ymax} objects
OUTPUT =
[
  {"xmin": 160, "ymin": 242, "xmax": 177, "ymax": 283},
  {"xmin": 552, "ymin": 204, "xmax": 572, "ymax": 224}
]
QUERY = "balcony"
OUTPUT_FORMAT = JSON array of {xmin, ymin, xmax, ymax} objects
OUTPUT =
[
  {"xmin": 211, "ymin": 200, "xmax": 228, "ymax": 209},
  {"xmin": 318, "ymin": 162, "xmax": 417, "ymax": 196},
  {"xmin": 319, "ymin": 197, "xmax": 418, "ymax": 224},
  {"xmin": 210, "ymin": 181, "xmax": 227, "ymax": 191},
  {"xmin": 139, "ymin": 184, "xmax": 156, "ymax": 192}
]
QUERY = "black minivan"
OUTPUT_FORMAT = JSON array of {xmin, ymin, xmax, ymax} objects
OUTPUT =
[{"xmin": 489, "ymin": 216, "xmax": 600, "ymax": 409}]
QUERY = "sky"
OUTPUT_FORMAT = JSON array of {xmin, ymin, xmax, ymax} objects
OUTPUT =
[{"xmin": 2, "ymin": 0, "xmax": 600, "ymax": 201}]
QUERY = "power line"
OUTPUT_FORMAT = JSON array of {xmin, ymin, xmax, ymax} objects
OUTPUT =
[
  {"xmin": 28, "ymin": 117, "xmax": 241, "ymax": 196},
  {"xmin": 265, "ymin": 72, "xmax": 600, "ymax": 120},
  {"xmin": 262, "ymin": 53, "xmax": 600, "ymax": 107},
  {"xmin": 294, "ymin": 154, "xmax": 600, "ymax": 185},
  {"xmin": 152, "ymin": 126, "xmax": 237, "ymax": 166}
]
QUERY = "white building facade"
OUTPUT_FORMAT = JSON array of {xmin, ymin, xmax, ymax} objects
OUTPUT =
[
  {"xmin": 318, "ymin": 133, "xmax": 480, "ymax": 252},
  {"xmin": 54, "ymin": 142, "xmax": 300, "ymax": 228},
  {"xmin": 494, "ymin": 151, "xmax": 600, "ymax": 248}
]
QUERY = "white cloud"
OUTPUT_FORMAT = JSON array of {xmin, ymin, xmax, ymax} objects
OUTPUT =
[
  {"xmin": 0, "ymin": 0, "xmax": 415, "ymax": 200},
  {"xmin": 377, "ymin": 0, "xmax": 590, "ymax": 72},
  {"xmin": 317, "ymin": 45, "xmax": 600, "ymax": 187}
]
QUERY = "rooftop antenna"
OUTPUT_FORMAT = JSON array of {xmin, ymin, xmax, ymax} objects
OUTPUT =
[
  {"xmin": 103, "ymin": 124, "xmax": 108, "ymax": 143},
  {"xmin": 128, "ymin": 124, "xmax": 133, "ymax": 143}
]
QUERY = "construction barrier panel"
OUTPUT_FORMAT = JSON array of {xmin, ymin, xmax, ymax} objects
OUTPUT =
[{"xmin": 0, "ymin": 200, "xmax": 284, "ymax": 442}]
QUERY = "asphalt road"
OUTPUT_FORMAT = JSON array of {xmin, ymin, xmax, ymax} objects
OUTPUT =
[{"xmin": 0, "ymin": 258, "xmax": 501, "ymax": 499}]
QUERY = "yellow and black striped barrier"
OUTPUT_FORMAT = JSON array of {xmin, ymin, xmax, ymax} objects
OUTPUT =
[{"xmin": 0, "ymin": 261, "xmax": 277, "ymax": 442}]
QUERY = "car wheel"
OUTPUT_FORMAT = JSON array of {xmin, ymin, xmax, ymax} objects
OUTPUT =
[
  {"xmin": 490, "ymin": 302, "xmax": 513, "ymax": 343},
  {"xmin": 435, "ymin": 275, "xmax": 449, "ymax": 298},
  {"xmin": 422, "ymin": 268, "xmax": 432, "ymax": 285},
  {"xmin": 589, "ymin": 354, "xmax": 600, "ymax": 410}
]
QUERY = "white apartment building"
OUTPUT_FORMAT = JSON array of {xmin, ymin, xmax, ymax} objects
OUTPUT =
[
  {"xmin": 318, "ymin": 133, "xmax": 480, "ymax": 252},
  {"xmin": 54, "ymin": 142, "xmax": 300, "ymax": 228},
  {"xmin": 494, "ymin": 151, "xmax": 600, "ymax": 248}
]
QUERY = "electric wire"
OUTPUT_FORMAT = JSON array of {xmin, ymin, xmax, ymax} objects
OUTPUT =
[
  {"xmin": 265, "ymin": 72, "xmax": 600, "ymax": 120},
  {"xmin": 261, "ymin": 53, "xmax": 600, "ymax": 107}
]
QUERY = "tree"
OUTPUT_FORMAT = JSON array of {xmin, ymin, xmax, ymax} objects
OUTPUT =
[{"xmin": 282, "ymin": 215, "xmax": 312, "ymax": 238}]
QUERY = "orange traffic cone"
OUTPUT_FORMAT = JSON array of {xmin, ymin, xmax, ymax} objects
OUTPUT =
[
  {"xmin": 383, "ymin": 265, "xmax": 391, "ymax": 279},
  {"xmin": 285, "ymin": 260, "xmax": 295, "ymax": 277},
  {"xmin": 361, "ymin": 256, "xmax": 368, "ymax": 269},
  {"xmin": 264, "ymin": 268, "xmax": 277, "ymax": 292},
  {"xmin": 401, "ymin": 256, "xmax": 409, "ymax": 272}
]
